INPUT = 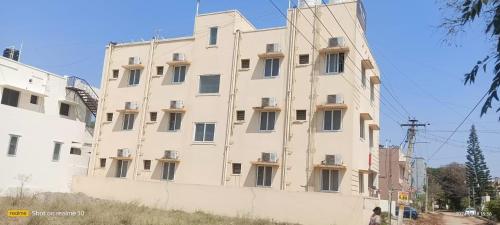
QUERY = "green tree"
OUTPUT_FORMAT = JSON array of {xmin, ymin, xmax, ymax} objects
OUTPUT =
[
  {"xmin": 465, "ymin": 125, "xmax": 492, "ymax": 207},
  {"xmin": 441, "ymin": 0, "xmax": 500, "ymax": 119}
]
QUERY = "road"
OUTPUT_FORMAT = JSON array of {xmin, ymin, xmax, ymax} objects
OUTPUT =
[{"xmin": 439, "ymin": 212, "xmax": 488, "ymax": 225}]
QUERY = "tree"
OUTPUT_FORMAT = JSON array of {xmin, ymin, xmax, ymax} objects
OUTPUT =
[
  {"xmin": 427, "ymin": 163, "xmax": 468, "ymax": 210},
  {"xmin": 465, "ymin": 125, "xmax": 492, "ymax": 207},
  {"xmin": 441, "ymin": 0, "xmax": 500, "ymax": 120}
]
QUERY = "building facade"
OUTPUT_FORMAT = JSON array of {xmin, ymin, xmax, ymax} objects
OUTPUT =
[
  {"xmin": 411, "ymin": 156, "xmax": 426, "ymax": 195},
  {"xmin": 89, "ymin": 0, "xmax": 381, "ymax": 197},
  {"xmin": 0, "ymin": 56, "xmax": 96, "ymax": 194},
  {"xmin": 379, "ymin": 146, "xmax": 409, "ymax": 201}
]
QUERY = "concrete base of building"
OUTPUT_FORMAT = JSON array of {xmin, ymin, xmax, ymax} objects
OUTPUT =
[{"xmin": 72, "ymin": 176, "xmax": 379, "ymax": 225}]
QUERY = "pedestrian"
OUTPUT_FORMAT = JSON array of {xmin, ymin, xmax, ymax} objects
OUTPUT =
[{"xmin": 369, "ymin": 207, "xmax": 382, "ymax": 225}]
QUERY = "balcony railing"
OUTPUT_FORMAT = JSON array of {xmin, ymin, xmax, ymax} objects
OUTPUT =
[{"xmin": 368, "ymin": 187, "xmax": 378, "ymax": 198}]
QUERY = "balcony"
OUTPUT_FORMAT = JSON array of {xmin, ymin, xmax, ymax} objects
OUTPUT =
[{"xmin": 368, "ymin": 187, "xmax": 379, "ymax": 198}]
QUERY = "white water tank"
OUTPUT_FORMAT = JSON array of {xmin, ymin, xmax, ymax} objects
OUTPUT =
[{"xmin": 298, "ymin": 0, "xmax": 322, "ymax": 7}]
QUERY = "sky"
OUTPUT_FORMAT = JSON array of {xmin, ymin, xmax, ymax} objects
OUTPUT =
[{"xmin": 2, "ymin": 1, "xmax": 499, "ymax": 176}]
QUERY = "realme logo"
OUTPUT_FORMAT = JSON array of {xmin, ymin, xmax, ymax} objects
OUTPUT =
[{"xmin": 7, "ymin": 210, "xmax": 30, "ymax": 217}]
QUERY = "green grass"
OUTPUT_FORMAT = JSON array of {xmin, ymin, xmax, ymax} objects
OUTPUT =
[{"xmin": 1, "ymin": 193, "xmax": 299, "ymax": 225}]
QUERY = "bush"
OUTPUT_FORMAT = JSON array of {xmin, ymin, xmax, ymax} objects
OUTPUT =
[
  {"xmin": 487, "ymin": 199, "xmax": 500, "ymax": 221},
  {"xmin": 380, "ymin": 212, "xmax": 389, "ymax": 225}
]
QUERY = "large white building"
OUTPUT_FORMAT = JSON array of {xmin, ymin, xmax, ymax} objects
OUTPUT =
[{"xmin": 0, "ymin": 54, "xmax": 97, "ymax": 194}]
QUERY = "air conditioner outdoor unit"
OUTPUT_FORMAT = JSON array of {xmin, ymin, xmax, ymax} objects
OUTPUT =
[
  {"xmin": 261, "ymin": 97, "xmax": 277, "ymax": 107},
  {"xmin": 128, "ymin": 57, "xmax": 141, "ymax": 65},
  {"xmin": 170, "ymin": 100, "xmax": 184, "ymax": 109},
  {"xmin": 324, "ymin": 154, "xmax": 342, "ymax": 165},
  {"xmin": 327, "ymin": 94, "xmax": 343, "ymax": 104},
  {"xmin": 328, "ymin": 37, "xmax": 345, "ymax": 48},
  {"xmin": 117, "ymin": 149, "xmax": 130, "ymax": 157},
  {"xmin": 172, "ymin": 53, "xmax": 185, "ymax": 61},
  {"xmin": 266, "ymin": 43, "xmax": 281, "ymax": 53},
  {"xmin": 164, "ymin": 150, "xmax": 178, "ymax": 159},
  {"xmin": 125, "ymin": 102, "xmax": 139, "ymax": 110},
  {"xmin": 261, "ymin": 152, "xmax": 278, "ymax": 163}
]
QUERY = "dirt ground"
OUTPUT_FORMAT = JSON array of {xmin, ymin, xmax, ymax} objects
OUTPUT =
[{"xmin": 406, "ymin": 212, "xmax": 489, "ymax": 225}]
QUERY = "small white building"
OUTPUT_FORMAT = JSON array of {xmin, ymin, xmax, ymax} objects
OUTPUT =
[{"xmin": 0, "ymin": 54, "xmax": 97, "ymax": 194}]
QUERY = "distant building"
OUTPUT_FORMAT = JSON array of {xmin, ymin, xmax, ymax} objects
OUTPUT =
[
  {"xmin": 0, "ymin": 55, "xmax": 97, "ymax": 194},
  {"xmin": 411, "ymin": 157, "xmax": 426, "ymax": 195},
  {"xmin": 379, "ymin": 146, "xmax": 410, "ymax": 213}
]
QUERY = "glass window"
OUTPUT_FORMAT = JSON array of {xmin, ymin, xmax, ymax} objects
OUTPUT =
[
  {"xmin": 299, "ymin": 54, "xmax": 310, "ymax": 65},
  {"xmin": 236, "ymin": 110, "xmax": 245, "ymax": 121},
  {"xmin": 162, "ymin": 162, "xmax": 176, "ymax": 180},
  {"xmin": 59, "ymin": 103, "xmax": 70, "ymax": 116},
  {"xmin": 123, "ymin": 113, "xmax": 135, "ymax": 130},
  {"xmin": 264, "ymin": 58, "xmax": 280, "ymax": 77},
  {"xmin": 30, "ymin": 95, "xmax": 38, "ymax": 104},
  {"xmin": 116, "ymin": 160, "xmax": 129, "ymax": 178},
  {"xmin": 260, "ymin": 111, "xmax": 276, "ymax": 131},
  {"xmin": 143, "ymin": 160, "xmax": 151, "ymax": 170},
  {"xmin": 156, "ymin": 66, "xmax": 164, "ymax": 75},
  {"xmin": 168, "ymin": 113, "xmax": 182, "ymax": 131},
  {"xmin": 150, "ymin": 112, "xmax": 157, "ymax": 122},
  {"xmin": 361, "ymin": 67, "xmax": 367, "ymax": 88},
  {"xmin": 128, "ymin": 69, "xmax": 141, "ymax": 86},
  {"xmin": 209, "ymin": 27, "xmax": 218, "ymax": 45},
  {"xmin": 323, "ymin": 110, "xmax": 342, "ymax": 131},
  {"xmin": 199, "ymin": 75, "xmax": 220, "ymax": 94},
  {"xmin": 241, "ymin": 59, "xmax": 250, "ymax": 69},
  {"xmin": 321, "ymin": 169, "xmax": 340, "ymax": 191},
  {"xmin": 194, "ymin": 123, "xmax": 215, "ymax": 142},
  {"xmin": 70, "ymin": 147, "xmax": 81, "ymax": 155},
  {"xmin": 359, "ymin": 172, "xmax": 364, "ymax": 193},
  {"xmin": 296, "ymin": 110, "xmax": 307, "ymax": 121},
  {"xmin": 106, "ymin": 113, "xmax": 113, "ymax": 122},
  {"xmin": 173, "ymin": 66, "xmax": 186, "ymax": 83},
  {"xmin": 100, "ymin": 158, "xmax": 106, "ymax": 168},
  {"xmin": 1, "ymin": 88, "xmax": 20, "ymax": 107},
  {"xmin": 360, "ymin": 117, "xmax": 365, "ymax": 139},
  {"xmin": 7, "ymin": 135, "xmax": 19, "ymax": 156},
  {"xmin": 52, "ymin": 142, "xmax": 62, "ymax": 161},
  {"xmin": 256, "ymin": 166, "xmax": 273, "ymax": 187},
  {"xmin": 112, "ymin": 69, "xmax": 119, "ymax": 78},
  {"xmin": 326, "ymin": 53, "xmax": 345, "ymax": 74},
  {"xmin": 370, "ymin": 83, "xmax": 375, "ymax": 102},
  {"xmin": 232, "ymin": 163, "xmax": 242, "ymax": 175}
]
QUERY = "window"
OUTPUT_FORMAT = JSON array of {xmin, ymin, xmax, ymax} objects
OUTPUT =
[
  {"xmin": 128, "ymin": 69, "xmax": 141, "ymax": 86},
  {"xmin": 232, "ymin": 163, "xmax": 242, "ymax": 175},
  {"xmin": 296, "ymin": 110, "xmax": 307, "ymax": 121},
  {"xmin": 256, "ymin": 166, "xmax": 273, "ymax": 187},
  {"xmin": 1, "ymin": 88, "xmax": 20, "ymax": 107},
  {"xmin": 150, "ymin": 112, "xmax": 157, "ymax": 122},
  {"xmin": 361, "ymin": 67, "xmax": 367, "ymax": 88},
  {"xmin": 325, "ymin": 53, "xmax": 345, "ymax": 74},
  {"xmin": 199, "ymin": 75, "xmax": 220, "ymax": 94},
  {"xmin": 30, "ymin": 95, "xmax": 38, "ymax": 105},
  {"xmin": 116, "ymin": 160, "xmax": 129, "ymax": 178},
  {"xmin": 7, "ymin": 135, "xmax": 19, "ymax": 156},
  {"xmin": 370, "ymin": 83, "xmax": 375, "ymax": 102},
  {"xmin": 143, "ymin": 160, "xmax": 151, "ymax": 170},
  {"xmin": 359, "ymin": 172, "xmax": 364, "ymax": 194},
  {"xmin": 299, "ymin": 54, "xmax": 310, "ymax": 65},
  {"xmin": 59, "ymin": 103, "xmax": 70, "ymax": 116},
  {"xmin": 321, "ymin": 169, "xmax": 340, "ymax": 192},
  {"xmin": 100, "ymin": 158, "xmax": 106, "ymax": 168},
  {"xmin": 156, "ymin": 66, "xmax": 164, "ymax": 76},
  {"xmin": 209, "ymin": 27, "xmax": 218, "ymax": 45},
  {"xmin": 369, "ymin": 129, "xmax": 374, "ymax": 148},
  {"xmin": 123, "ymin": 113, "xmax": 135, "ymax": 130},
  {"xmin": 162, "ymin": 162, "xmax": 176, "ymax": 181},
  {"xmin": 112, "ymin": 69, "xmax": 119, "ymax": 79},
  {"xmin": 236, "ymin": 110, "xmax": 245, "ymax": 121},
  {"xmin": 194, "ymin": 123, "xmax": 215, "ymax": 142},
  {"xmin": 168, "ymin": 113, "xmax": 182, "ymax": 131},
  {"xmin": 264, "ymin": 58, "xmax": 280, "ymax": 77},
  {"xmin": 260, "ymin": 112, "xmax": 276, "ymax": 131},
  {"xmin": 173, "ymin": 66, "xmax": 186, "ymax": 83},
  {"xmin": 70, "ymin": 147, "xmax": 81, "ymax": 155},
  {"xmin": 241, "ymin": 59, "xmax": 250, "ymax": 69},
  {"xmin": 52, "ymin": 142, "xmax": 62, "ymax": 161},
  {"xmin": 323, "ymin": 110, "xmax": 342, "ymax": 131},
  {"xmin": 360, "ymin": 117, "xmax": 365, "ymax": 139},
  {"xmin": 106, "ymin": 113, "xmax": 113, "ymax": 122}
]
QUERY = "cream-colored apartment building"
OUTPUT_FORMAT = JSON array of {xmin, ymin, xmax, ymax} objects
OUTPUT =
[{"xmin": 89, "ymin": 0, "xmax": 381, "ymax": 197}]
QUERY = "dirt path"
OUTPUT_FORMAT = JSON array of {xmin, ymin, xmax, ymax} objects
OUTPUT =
[{"xmin": 439, "ymin": 212, "xmax": 487, "ymax": 225}]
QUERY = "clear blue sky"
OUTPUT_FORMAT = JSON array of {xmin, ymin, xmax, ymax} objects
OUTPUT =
[{"xmin": 2, "ymin": 1, "xmax": 499, "ymax": 176}]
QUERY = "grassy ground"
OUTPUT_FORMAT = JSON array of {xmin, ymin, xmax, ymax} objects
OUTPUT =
[{"xmin": 0, "ymin": 192, "xmax": 299, "ymax": 225}]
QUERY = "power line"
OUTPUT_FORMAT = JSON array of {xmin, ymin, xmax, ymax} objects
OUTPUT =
[{"xmin": 427, "ymin": 91, "xmax": 489, "ymax": 161}]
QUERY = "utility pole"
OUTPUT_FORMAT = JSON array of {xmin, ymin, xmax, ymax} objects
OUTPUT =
[{"xmin": 399, "ymin": 119, "xmax": 428, "ymax": 225}]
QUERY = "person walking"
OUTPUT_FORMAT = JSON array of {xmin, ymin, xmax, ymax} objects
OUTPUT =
[{"xmin": 369, "ymin": 207, "xmax": 382, "ymax": 225}]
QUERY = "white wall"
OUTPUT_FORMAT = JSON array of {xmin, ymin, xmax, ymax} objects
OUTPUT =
[{"xmin": 0, "ymin": 57, "xmax": 92, "ymax": 195}]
